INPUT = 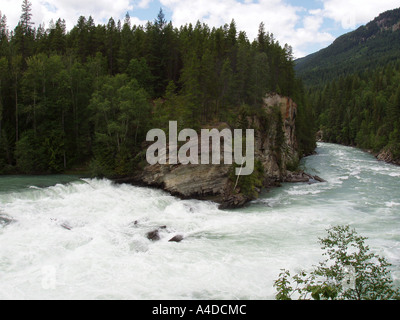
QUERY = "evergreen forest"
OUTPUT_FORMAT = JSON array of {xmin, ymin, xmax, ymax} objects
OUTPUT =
[
  {"xmin": 297, "ymin": 8, "xmax": 400, "ymax": 162},
  {"xmin": 0, "ymin": 1, "xmax": 315, "ymax": 176}
]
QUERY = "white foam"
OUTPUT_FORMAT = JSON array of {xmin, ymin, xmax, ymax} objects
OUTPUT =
[
  {"xmin": 0, "ymin": 143, "xmax": 399, "ymax": 300},
  {"xmin": 386, "ymin": 202, "xmax": 400, "ymax": 208},
  {"xmin": 389, "ymin": 172, "xmax": 400, "ymax": 177}
]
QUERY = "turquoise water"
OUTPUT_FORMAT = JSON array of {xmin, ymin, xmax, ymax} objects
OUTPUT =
[
  {"xmin": 0, "ymin": 175, "xmax": 83, "ymax": 194},
  {"xmin": 0, "ymin": 143, "xmax": 399, "ymax": 299}
]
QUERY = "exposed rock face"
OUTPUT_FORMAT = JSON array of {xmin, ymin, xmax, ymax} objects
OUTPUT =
[
  {"xmin": 115, "ymin": 93, "xmax": 312, "ymax": 208},
  {"xmin": 256, "ymin": 93, "xmax": 299, "ymax": 181},
  {"xmin": 136, "ymin": 163, "xmax": 233, "ymax": 201},
  {"xmin": 377, "ymin": 148, "xmax": 400, "ymax": 166},
  {"xmin": 263, "ymin": 94, "xmax": 297, "ymax": 150},
  {"xmin": 316, "ymin": 130, "xmax": 324, "ymax": 142}
]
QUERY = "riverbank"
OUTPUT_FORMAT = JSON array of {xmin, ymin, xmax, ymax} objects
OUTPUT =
[{"xmin": 317, "ymin": 136, "xmax": 400, "ymax": 167}]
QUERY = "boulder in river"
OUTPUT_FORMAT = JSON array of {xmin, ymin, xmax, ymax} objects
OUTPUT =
[
  {"xmin": 146, "ymin": 229, "xmax": 161, "ymax": 241},
  {"xmin": 313, "ymin": 175, "xmax": 327, "ymax": 183},
  {"xmin": 285, "ymin": 171, "xmax": 326, "ymax": 184},
  {"xmin": 61, "ymin": 223, "xmax": 72, "ymax": 231},
  {"xmin": 0, "ymin": 214, "xmax": 15, "ymax": 227},
  {"xmin": 169, "ymin": 235, "xmax": 184, "ymax": 243}
]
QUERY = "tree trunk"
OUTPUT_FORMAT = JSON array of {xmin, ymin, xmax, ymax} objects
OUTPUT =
[
  {"xmin": 33, "ymin": 86, "xmax": 37, "ymax": 138},
  {"xmin": 0, "ymin": 79, "xmax": 2, "ymax": 141},
  {"xmin": 15, "ymin": 83, "xmax": 18, "ymax": 143}
]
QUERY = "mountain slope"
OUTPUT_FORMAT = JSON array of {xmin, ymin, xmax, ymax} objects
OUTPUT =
[{"xmin": 295, "ymin": 8, "xmax": 400, "ymax": 86}]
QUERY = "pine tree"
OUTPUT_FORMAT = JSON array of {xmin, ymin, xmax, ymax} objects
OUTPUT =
[
  {"xmin": 0, "ymin": 13, "xmax": 8, "ymax": 57},
  {"xmin": 48, "ymin": 19, "xmax": 66, "ymax": 53},
  {"xmin": 155, "ymin": 8, "xmax": 166, "ymax": 30},
  {"xmin": 17, "ymin": 0, "xmax": 34, "ymax": 62},
  {"xmin": 10, "ymin": 54, "xmax": 22, "ymax": 143},
  {"xmin": 0, "ymin": 12, "xmax": 8, "ymax": 39},
  {"xmin": 20, "ymin": 0, "xmax": 34, "ymax": 34},
  {"xmin": 119, "ymin": 13, "xmax": 134, "ymax": 72},
  {"xmin": 0, "ymin": 57, "xmax": 7, "ymax": 141}
]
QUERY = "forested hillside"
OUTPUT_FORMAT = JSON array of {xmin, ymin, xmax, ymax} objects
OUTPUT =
[
  {"xmin": 296, "ymin": 8, "xmax": 400, "ymax": 86},
  {"xmin": 308, "ymin": 61, "xmax": 400, "ymax": 157},
  {"xmin": 0, "ymin": 1, "xmax": 314, "ymax": 176},
  {"xmin": 296, "ymin": 8, "xmax": 400, "ymax": 163}
]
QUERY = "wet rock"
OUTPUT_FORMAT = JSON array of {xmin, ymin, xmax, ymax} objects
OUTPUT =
[
  {"xmin": 61, "ymin": 223, "xmax": 72, "ymax": 231},
  {"xmin": 285, "ymin": 171, "xmax": 326, "ymax": 184},
  {"xmin": 314, "ymin": 175, "xmax": 327, "ymax": 183},
  {"xmin": 50, "ymin": 218, "xmax": 73, "ymax": 230},
  {"xmin": 146, "ymin": 229, "xmax": 161, "ymax": 241},
  {"xmin": 0, "ymin": 214, "xmax": 14, "ymax": 227},
  {"xmin": 146, "ymin": 226, "xmax": 170, "ymax": 241},
  {"xmin": 169, "ymin": 235, "xmax": 184, "ymax": 243},
  {"xmin": 219, "ymin": 193, "xmax": 249, "ymax": 210},
  {"xmin": 129, "ymin": 220, "xmax": 139, "ymax": 228}
]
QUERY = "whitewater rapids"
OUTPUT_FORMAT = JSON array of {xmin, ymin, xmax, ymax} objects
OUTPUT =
[{"xmin": 0, "ymin": 143, "xmax": 399, "ymax": 299}]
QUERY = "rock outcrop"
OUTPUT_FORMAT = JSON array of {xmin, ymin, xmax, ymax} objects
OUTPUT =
[
  {"xmin": 114, "ymin": 93, "xmax": 318, "ymax": 208},
  {"xmin": 285, "ymin": 171, "xmax": 326, "ymax": 183},
  {"xmin": 377, "ymin": 148, "xmax": 400, "ymax": 166}
]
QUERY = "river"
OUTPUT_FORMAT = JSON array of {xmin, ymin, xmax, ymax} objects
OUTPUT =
[{"xmin": 0, "ymin": 142, "xmax": 399, "ymax": 299}]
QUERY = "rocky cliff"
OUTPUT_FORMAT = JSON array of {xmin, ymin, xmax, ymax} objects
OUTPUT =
[
  {"xmin": 115, "ymin": 94, "xmax": 318, "ymax": 208},
  {"xmin": 377, "ymin": 148, "xmax": 400, "ymax": 166}
]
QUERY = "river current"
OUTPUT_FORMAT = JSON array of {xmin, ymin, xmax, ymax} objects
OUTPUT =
[{"xmin": 0, "ymin": 143, "xmax": 399, "ymax": 299}]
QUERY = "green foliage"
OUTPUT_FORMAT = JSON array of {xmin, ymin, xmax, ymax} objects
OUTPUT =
[
  {"xmin": 15, "ymin": 129, "xmax": 66, "ymax": 174},
  {"xmin": 89, "ymin": 74, "xmax": 152, "ymax": 176},
  {"xmin": 126, "ymin": 58, "xmax": 154, "ymax": 96},
  {"xmin": 295, "ymin": 8, "xmax": 400, "ymax": 87},
  {"xmin": 15, "ymin": 131, "xmax": 47, "ymax": 173},
  {"xmin": 307, "ymin": 61, "xmax": 400, "ymax": 160},
  {"xmin": 295, "ymin": 82, "xmax": 317, "ymax": 156},
  {"xmin": 230, "ymin": 160, "xmax": 264, "ymax": 199},
  {"xmin": 0, "ymin": 3, "xmax": 312, "ymax": 176},
  {"xmin": 274, "ymin": 225, "xmax": 400, "ymax": 300},
  {"xmin": 272, "ymin": 106, "xmax": 285, "ymax": 151},
  {"xmin": 285, "ymin": 157, "xmax": 300, "ymax": 172},
  {"xmin": 297, "ymin": 8, "xmax": 400, "ymax": 161}
]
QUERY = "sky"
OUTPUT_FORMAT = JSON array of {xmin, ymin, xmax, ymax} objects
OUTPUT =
[{"xmin": 0, "ymin": 0, "xmax": 399, "ymax": 58}]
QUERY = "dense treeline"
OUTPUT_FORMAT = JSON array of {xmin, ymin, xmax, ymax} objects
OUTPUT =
[
  {"xmin": 308, "ymin": 60, "xmax": 400, "ymax": 159},
  {"xmin": 0, "ymin": 1, "xmax": 313, "ymax": 176}
]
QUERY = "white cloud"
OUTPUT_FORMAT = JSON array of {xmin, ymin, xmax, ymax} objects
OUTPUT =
[
  {"xmin": 159, "ymin": 0, "xmax": 399, "ymax": 57},
  {"xmin": 0, "ymin": 0, "xmax": 143, "ymax": 30},
  {"xmin": 321, "ymin": 0, "xmax": 400, "ymax": 29},
  {"xmin": 292, "ymin": 13, "xmax": 335, "ymax": 58},
  {"xmin": 160, "ymin": 0, "xmax": 335, "ymax": 58},
  {"xmin": 137, "ymin": 0, "xmax": 152, "ymax": 9},
  {"xmin": 1, "ymin": 0, "xmax": 398, "ymax": 57}
]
